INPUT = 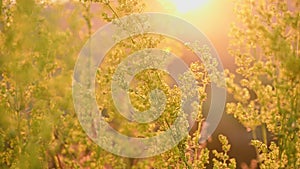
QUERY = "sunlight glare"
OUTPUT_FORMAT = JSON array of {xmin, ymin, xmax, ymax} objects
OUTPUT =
[{"xmin": 169, "ymin": 0, "xmax": 208, "ymax": 13}]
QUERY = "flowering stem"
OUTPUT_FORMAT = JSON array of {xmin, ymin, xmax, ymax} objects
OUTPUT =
[
  {"xmin": 261, "ymin": 124, "xmax": 267, "ymax": 145},
  {"xmin": 252, "ymin": 128, "xmax": 260, "ymax": 161},
  {"xmin": 105, "ymin": 2, "xmax": 136, "ymax": 44},
  {"xmin": 164, "ymin": 118, "xmax": 192, "ymax": 169}
]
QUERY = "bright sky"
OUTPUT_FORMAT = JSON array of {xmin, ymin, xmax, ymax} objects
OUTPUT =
[
  {"xmin": 164, "ymin": 0, "xmax": 209, "ymax": 13},
  {"xmin": 145, "ymin": 0, "xmax": 236, "ymax": 69}
]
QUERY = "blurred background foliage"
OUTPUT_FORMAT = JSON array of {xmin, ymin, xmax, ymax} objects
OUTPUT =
[{"xmin": 0, "ymin": 0, "xmax": 299, "ymax": 169}]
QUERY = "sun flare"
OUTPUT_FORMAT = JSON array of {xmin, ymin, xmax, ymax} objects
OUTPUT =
[{"xmin": 168, "ymin": 0, "xmax": 208, "ymax": 13}]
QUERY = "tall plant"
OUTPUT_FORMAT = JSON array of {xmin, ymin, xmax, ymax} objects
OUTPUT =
[
  {"xmin": 0, "ymin": 0, "xmax": 86, "ymax": 168},
  {"xmin": 226, "ymin": 0, "xmax": 299, "ymax": 168}
]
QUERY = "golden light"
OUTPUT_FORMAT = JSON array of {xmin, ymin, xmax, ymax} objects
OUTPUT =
[{"xmin": 168, "ymin": 0, "xmax": 208, "ymax": 13}]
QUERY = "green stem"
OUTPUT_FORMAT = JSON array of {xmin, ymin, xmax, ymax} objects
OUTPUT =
[
  {"xmin": 251, "ymin": 128, "xmax": 260, "ymax": 160},
  {"xmin": 261, "ymin": 124, "xmax": 267, "ymax": 145},
  {"xmin": 0, "ymin": 0, "xmax": 2, "ymax": 16},
  {"xmin": 105, "ymin": 2, "xmax": 136, "ymax": 44},
  {"xmin": 165, "ymin": 118, "xmax": 192, "ymax": 169}
]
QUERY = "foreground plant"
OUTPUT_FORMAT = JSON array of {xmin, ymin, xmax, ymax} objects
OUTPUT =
[
  {"xmin": 2, "ymin": 0, "xmax": 298, "ymax": 168},
  {"xmin": 226, "ymin": 0, "xmax": 299, "ymax": 168},
  {"xmin": 0, "ymin": 0, "xmax": 219, "ymax": 168}
]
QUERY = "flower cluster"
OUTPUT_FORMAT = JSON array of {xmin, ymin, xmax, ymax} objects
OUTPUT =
[
  {"xmin": 227, "ymin": 0, "xmax": 299, "ymax": 168},
  {"xmin": 251, "ymin": 140, "xmax": 287, "ymax": 169},
  {"xmin": 212, "ymin": 135, "xmax": 236, "ymax": 169}
]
